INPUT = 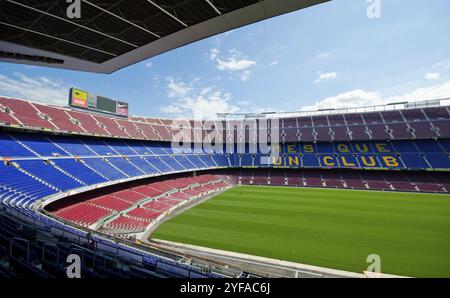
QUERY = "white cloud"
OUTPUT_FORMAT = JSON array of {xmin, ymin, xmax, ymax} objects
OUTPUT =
[
  {"xmin": 302, "ymin": 80, "xmax": 450, "ymax": 111},
  {"xmin": 217, "ymin": 57, "xmax": 256, "ymax": 72},
  {"xmin": 161, "ymin": 78, "xmax": 240, "ymax": 119},
  {"xmin": 302, "ymin": 89, "xmax": 382, "ymax": 111},
  {"xmin": 389, "ymin": 80, "xmax": 450, "ymax": 102},
  {"xmin": 424, "ymin": 72, "xmax": 440, "ymax": 81},
  {"xmin": 209, "ymin": 48, "xmax": 257, "ymax": 81},
  {"xmin": 167, "ymin": 78, "xmax": 193, "ymax": 98},
  {"xmin": 146, "ymin": 62, "xmax": 153, "ymax": 68},
  {"xmin": 0, "ymin": 73, "xmax": 68, "ymax": 105},
  {"xmin": 314, "ymin": 71, "xmax": 337, "ymax": 83}
]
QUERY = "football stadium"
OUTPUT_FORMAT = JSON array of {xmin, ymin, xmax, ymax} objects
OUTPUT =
[{"xmin": 1, "ymin": 0, "xmax": 450, "ymax": 282}]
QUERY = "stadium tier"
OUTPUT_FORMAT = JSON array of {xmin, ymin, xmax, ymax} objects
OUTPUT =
[
  {"xmin": 217, "ymin": 168, "xmax": 450, "ymax": 193},
  {"xmin": 46, "ymin": 175, "xmax": 232, "ymax": 233},
  {"xmin": 1, "ymin": 96, "xmax": 450, "ymax": 142},
  {"xmin": 1, "ymin": 130, "xmax": 450, "ymax": 209},
  {"xmin": 1, "ymin": 96, "xmax": 450, "ymax": 278}
]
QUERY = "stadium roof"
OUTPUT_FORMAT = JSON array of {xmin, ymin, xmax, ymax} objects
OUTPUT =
[{"xmin": 0, "ymin": 0, "xmax": 329, "ymax": 73}]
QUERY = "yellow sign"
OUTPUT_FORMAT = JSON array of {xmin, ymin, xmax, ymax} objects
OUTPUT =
[{"xmin": 71, "ymin": 88, "xmax": 88, "ymax": 108}]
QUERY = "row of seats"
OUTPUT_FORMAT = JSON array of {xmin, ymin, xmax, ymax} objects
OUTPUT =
[
  {"xmin": 277, "ymin": 140, "xmax": 450, "ymax": 153},
  {"xmin": 0, "ymin": 211, "xmax": 165, "ymax": 278},
  {"xmin": 104, "ymin": 216, "xmax": 150, "ymax": 233},
  {"xmin": 5, "ymin": 130, "xmax": 450, "ymax": 158},
  {"xmin": 105, "ymin": 180, "xmax": 230, "ymax": 233},
  {"xmin": 1, "ymin": 97, "xmax": 449, "ymax": 142},
  {"xmin": 278, "ymin": 107, "xmax": 450, "ymax": 142},
  {"xmin": 48, "ymin": 175, "xmax": 231, "ymax": 229},
  {"xmin": 0, "ymin": 97, "xmax": 173, "ymax": 141},
  {"xmin": 226, "ymin": 169, "xmax": 449, "ymax": 193},
  {"xmin": 245, "ymin": 152, "xmax": 450, "ymax": 169}
]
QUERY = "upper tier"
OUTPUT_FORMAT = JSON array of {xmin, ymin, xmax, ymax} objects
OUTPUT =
[{"xmin": 1, "ymin": 96, "xmax": 449, "ymax": 142}]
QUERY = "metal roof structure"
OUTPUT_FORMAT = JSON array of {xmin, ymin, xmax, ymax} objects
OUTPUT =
[{"xmin": 0, "ymin": 0, "xmax": 329, "ymax": 73}]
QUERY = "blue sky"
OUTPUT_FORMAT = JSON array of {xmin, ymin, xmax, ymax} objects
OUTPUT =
[{"xmin": 0, "ymin": 0, "xmax": 450, "ymax": 119}]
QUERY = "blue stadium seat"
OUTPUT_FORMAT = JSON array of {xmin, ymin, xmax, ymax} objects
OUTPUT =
[
  {"xmin": 149, "ymin": 143, "xmax": 170, "ymax": 155},
  {"xmin": 16, "ymin": 160, "xmax": 84, "ymax": 191},
  {"xmin": 13, "ymin": 132, "xmax": 70, "ymax": 157},
  {"xmin": 0, "ymin": 163, "xmax": 57, "ymax": 207},
  {"xmin": 125, "ymin": 141, "xmax": 153, "ymax": 155},
  {"xmin": 197, "ymin": 155, "xmax": 217, "ymax": 168},
  {"xmin": 425, "ymin": 154, "xmax": 450, "ymax": 169},
  {"xmin": 241, "ymin": 154, "xmax": 253, "ymax": 167},
  {"xmin": 211, "ymin": 154, "xmax": 230, "ymax": 167},
  {"xmin": 107, "ymin": 157, "xmax": 145, "ymax": 176},
  {"xmin": 0, "ymin": 133, "xmax": 36, "ymax": 158},
  {"xmin": 106, "ymin": 139, "xmax": 138, "ymax": 155},
  {"xmin": 400, "ymin": 154, "xmax": 429, "ymax": 169},
  {"xmin": 144, "ymin": 156, "xmax": 172, "ymax": 173},
  {"xmin": 82, "ymin": 158, "xmax": 127, "ymax": 180},
  {"xmin": 302, "ymin": 154, "xmax": 320, "ymax": 167},
  {"xmin": 83, "ymin": 139, "xmax": 117, "ymax": 155},
  {"xmin": 253, "ymin": 154, "xmax": 271, "ymax": 167},
  {"xmin": 52, "ymin": 159, "xmax": 107, "ymax": 184},
  {"xmin": 439, "ymin": 139, "xmax": 450, "ymax": 153},
  {"xmin": 160, "ymin": 156, "xmax": 184, "ymax": 171},
  {"xmin": 48, "ymin": 135, "xmax": 94, "ymax": 156},
  {"xmin": 415, "ymin": 140, "xmax": 444, "ymax": 153},
  {"xmin": 174, "ymin": 155, "xmax": 198, "ymax": 170},
  {"xmin": 317, "ymin": 143, "xmax": 335, "ymax": 153},
  {"xmin": 186, "ymin": 155, "xmax": 207, "ymax": 168},
  {"xmin": 392, "ymin": 141, "xmax": 419, "ymax": 153},
  {"xmin": 127, "ymin": 157, "xmax": 158, "ymax": 175}
]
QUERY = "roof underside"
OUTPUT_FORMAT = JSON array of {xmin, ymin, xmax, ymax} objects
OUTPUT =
[{"xmin": 0, "ymin": 0, "xmax": 329, "ymax": 73}]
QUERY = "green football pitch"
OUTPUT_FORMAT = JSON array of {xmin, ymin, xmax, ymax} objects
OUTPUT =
[{"xmin": 151, "ymin": 186, "xmax": 450, "ymax": 277}]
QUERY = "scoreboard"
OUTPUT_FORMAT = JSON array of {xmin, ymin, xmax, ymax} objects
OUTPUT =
[{"xmin": 69, "ymin": 88, "xmax": 129, "ymax": 117}]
